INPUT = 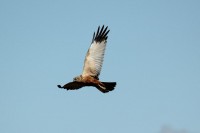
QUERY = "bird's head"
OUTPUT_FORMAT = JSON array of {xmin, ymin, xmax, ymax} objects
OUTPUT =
[{"xmin": 73, "ymin": 75, "xmax": 82, "ymax": 82}]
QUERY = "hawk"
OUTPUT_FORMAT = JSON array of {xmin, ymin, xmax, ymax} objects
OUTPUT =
[{"xmin": 57, "ymin": 25, "xmax": 116, "ymax": 93}]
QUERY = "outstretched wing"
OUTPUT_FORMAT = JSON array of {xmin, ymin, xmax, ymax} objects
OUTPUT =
[
  {"xmin": 57, "ymin": 81, "xmax": 97, "ymax": 90},
  {"xmin": 82, "ymin": 25, "xmax": 110, "ymax": 78},
  {"xmin": 57, "ymin": 82, "xmax": 86, "ymax": 90}
]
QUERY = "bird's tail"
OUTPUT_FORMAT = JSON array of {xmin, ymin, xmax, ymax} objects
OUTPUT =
[{"xmin": 97, "ymin": 82, "xmax": 117, "ymax": 93}]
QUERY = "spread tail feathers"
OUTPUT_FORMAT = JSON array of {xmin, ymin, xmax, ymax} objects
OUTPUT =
[{"xmin": 97, "ymin": 82, "xmax": 116, "ymax": 93}]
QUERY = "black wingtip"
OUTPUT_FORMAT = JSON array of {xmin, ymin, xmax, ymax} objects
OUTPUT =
[
  {"xmin": 57, "ymin": 85, "xmax": 62, "ymax": 88},
  {"xmin": 93, "ymin": 25, "xmax": 109, "ymax": 43}
]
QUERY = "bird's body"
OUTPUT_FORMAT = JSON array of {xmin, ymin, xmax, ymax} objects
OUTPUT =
[{"xmin": 57, "ymin": 25, "xmax": 116, "ymax": 93}]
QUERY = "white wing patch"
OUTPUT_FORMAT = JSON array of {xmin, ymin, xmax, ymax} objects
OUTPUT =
[
  {"xmin": 82, "ymin": 26, "xmax": 109, "ymax": 78},
  {"xmin": 82, "ymin": 40, "xmax": 107, "ymax": 77}
]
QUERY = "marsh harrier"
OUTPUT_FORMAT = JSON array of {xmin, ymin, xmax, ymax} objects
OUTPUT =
[{"xmin": 57, "ymin": 25, "xmax": 116, "ymax": 93}]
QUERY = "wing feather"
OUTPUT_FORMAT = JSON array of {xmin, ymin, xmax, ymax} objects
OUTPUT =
[
  {"xmin": 57, "ymin": 81, "xmax": 96, "ymax": 90},
  {"xmin": 82, "ymin": 25, "xmax": 110, "ymax": 78},
  {"xmin": 58, "ymin": 82, "xmax": 85, "ymax": 90}
]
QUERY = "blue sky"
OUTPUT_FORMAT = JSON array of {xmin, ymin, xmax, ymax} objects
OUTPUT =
[{"xmin": 0, "ymin": 0, "xmax": 200, "ymax": 133}]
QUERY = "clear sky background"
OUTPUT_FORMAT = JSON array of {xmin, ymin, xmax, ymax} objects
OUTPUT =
[{"xmin": 0, "ymin": 0, "xmax": 200, "ymax": 133}]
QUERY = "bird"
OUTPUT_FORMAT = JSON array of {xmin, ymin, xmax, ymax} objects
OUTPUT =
[{"xmin": 57, "ymin": 25, "xmax": 116, "ymax": 93}]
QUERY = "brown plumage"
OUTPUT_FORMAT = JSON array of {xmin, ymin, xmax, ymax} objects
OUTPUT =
[{"xmin": 57, "ymin": 25, "xmax": 116, "ymax": 93}]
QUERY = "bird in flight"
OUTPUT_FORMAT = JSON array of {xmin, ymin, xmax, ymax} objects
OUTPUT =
[{"xmin": 57, "ymin": 25, "xmax": 116, "ymax": 93}]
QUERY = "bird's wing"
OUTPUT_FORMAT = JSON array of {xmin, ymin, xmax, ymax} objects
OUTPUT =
[
  {"xmin": 58, "ymin": 82, "xmax": 86, "ymax": 90},
  {"xmin": 82, "ymin": 25, "xmax": 110, "ymax": 78}
]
